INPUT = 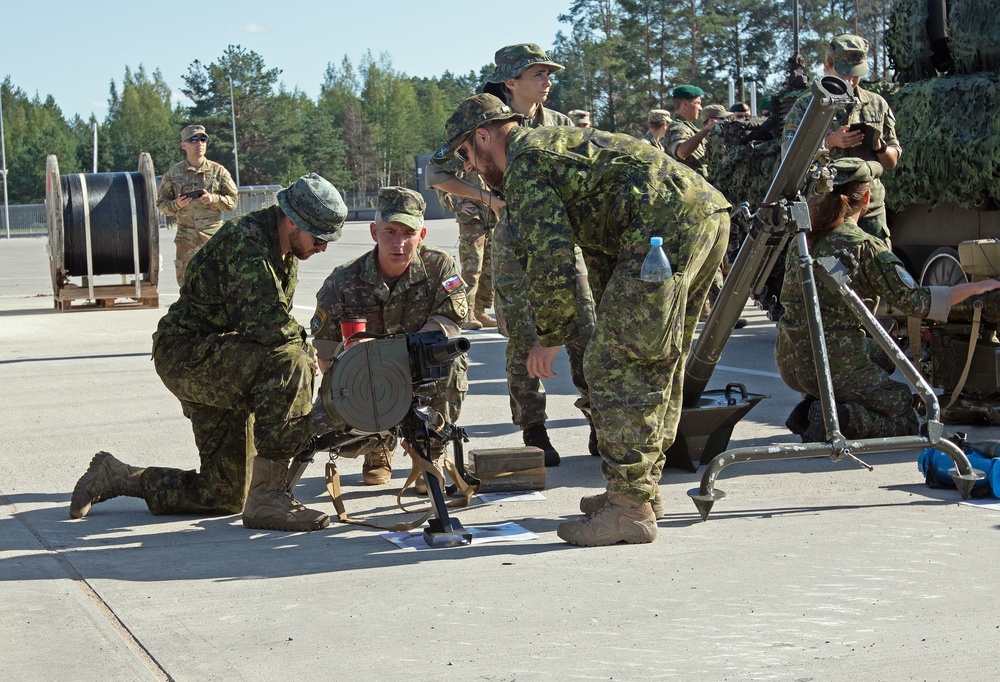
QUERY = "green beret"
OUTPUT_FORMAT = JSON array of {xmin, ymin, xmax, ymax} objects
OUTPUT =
[
  {"xmin": 830, "ymin": 157, "xmax": 883, "ymax": 186},
  {"xmin": 672, "ymin": 84, "xmax": 704, "ymax": 100}
]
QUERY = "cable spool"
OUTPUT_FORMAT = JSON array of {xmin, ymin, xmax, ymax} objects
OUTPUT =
[{"xmin": 45, "ymin": 154, "xmax": 160, "ymax": 310}]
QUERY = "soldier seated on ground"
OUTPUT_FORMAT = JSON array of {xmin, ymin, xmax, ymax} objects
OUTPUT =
[
  {"xmin": 310, "ymin": 187, "xmax": 468, "ymax": 492},
  {"xmin": 776, "ymin": 158, "xmax": 1000, "ymax": 442},
  {"xmin": 71, "ymin": 174, "xmax": 347, "ymax": 532}
]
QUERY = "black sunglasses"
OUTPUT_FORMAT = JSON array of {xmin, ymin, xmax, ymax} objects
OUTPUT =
[{"xmin": 187, "ymin": 135, "xmax": 208, "ymax": 143}]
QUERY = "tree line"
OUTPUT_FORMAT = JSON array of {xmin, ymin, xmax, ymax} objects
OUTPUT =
[{"xmin": 1, "ymin": 1, "xmax": 888, "ymax": 206}]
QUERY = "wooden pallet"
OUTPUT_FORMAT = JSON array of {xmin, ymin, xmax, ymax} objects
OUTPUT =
[{"xmin": 53, "ymin": 281, "xmax": 159, "ymax": 311}]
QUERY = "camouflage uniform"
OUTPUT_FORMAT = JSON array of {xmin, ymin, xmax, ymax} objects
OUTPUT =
[
  {"xmin": 145, "ymin": 206, "xmax": 319, "ymax": 515},
  {"xmin": 502, "ymin": 125, "xmax": 730, "ymax": 501},
  {"xmin": 156, "ymin": 158, "xmax": 238, "ymax": 286},
  {"xmin": 434, "ymin": 164, "xmax": 495, "ymax": 314},
  {"xmin": 666, "ymin": 115, "xmax": 710, "ymax": 177},
  {"xmin": 426, "ymin": 103, "xmax": 597, "ymax": 431},
  {"xmin": 639, "ymin": 130, "xmax": 664, "ymax": 151},
  {"xmin": 311, "ymin": 243, "xmax": 469, "ymax": 428},
  {"xmin": 784, "ymin": 88, "xmax": 900, "ymax": 240},
  {"xmin": 776, "ymin": 215, "xmax": 947, "ymax": 438}
]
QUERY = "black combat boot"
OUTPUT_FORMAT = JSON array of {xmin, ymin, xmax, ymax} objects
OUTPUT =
[
  {"xmin": 785, "ymin": 397, "xmax": 817, "ymax": 435},
  {"xmin": 523, "ymin": 424, "xmax": 560, "ymax": 467}
]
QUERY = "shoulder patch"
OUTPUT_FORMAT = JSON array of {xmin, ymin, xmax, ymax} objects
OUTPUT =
[
  {"xmin": 311, "ymin": 307, "xmax": 327, "ymax": 335},
  {"xmin": 442, "ymin": 275, "xmax": 463, "ymax": 292},
  {"xmin": 895, "ymin": 264, "xmax": 916, "ymax": 288}
]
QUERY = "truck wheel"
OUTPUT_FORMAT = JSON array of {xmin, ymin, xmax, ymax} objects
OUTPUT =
[{"xmin": 920, "ymin": 247, "xmax": 968, "ymax": 287}]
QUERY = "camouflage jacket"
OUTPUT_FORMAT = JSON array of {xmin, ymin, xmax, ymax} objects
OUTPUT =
[
  {"xmin": 779, "ymin": 217, "xmax": 947, "ymax": 352},
  {"xmin": 784, "ymin": 85, "xmax": 901, "ymax": 217},
  {"xmin": 434, "ymin": 166, "xmax": 494, "ymax": 228},
  {"xmin": 665, "ymin": 115, "xmax": 708, "ymax": 177},
  {"xmin": 310, "ymin": 244, "xmax": 468, "ymax": 361},
  {"xmin": 502, "ymin": 126, "xmax": 731, "ymax": 347},
  {"xmin": 156, "ymin": 158, "xmax": 238, "ymax": 233},
  {"xmin": 639, "ymin": 130, "xmax": 664, "ymax": 151},
  {"xmin": 153, "ymin": 206, "xmax": 306, "ymax": 349}
]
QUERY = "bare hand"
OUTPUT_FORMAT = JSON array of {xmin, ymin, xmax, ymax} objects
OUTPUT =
[
  {"xmin": 488, "ymin": 197, "xmax": 506, "ymax": 218},
  {"xmin": 980, "ymin": 279, "xmax": 1000, "ymax": 295},
  {"xmin": 176, "ymin": 194, "xmax": 193, "ymax": 209},
  {"xmin": 198, "ymin": 192, "xmax": 215, "ymax": 205},
  {"xmin": 458, "ymin": 202, "xmax": 477, "ymax": 215},
  {"xmin": 826, "ymin": 125, "xmax": 863, "ymax": 149},
  {"xmin": 526, "ymin": 342, "xmax": 560, "ymax": 379}
]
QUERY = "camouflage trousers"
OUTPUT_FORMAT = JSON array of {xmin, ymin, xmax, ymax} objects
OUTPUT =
[
  {"xmin": 492, "ymin": 217, "xmax": 595, "ymax": 428},
  {"xmin": 143, "ymin": 332, "xmax": 316, "ymax": 515},
  {"xmin": 776, "ymin": 329, "xmax": 919, "ymax": 439},
  {"xmin": 312, "ymin": 361, "xmax": 467, "ymax": 457},
  {"xmin": 174, "ymin": 226, "xmax": 216, "ymax": 288},
  {"xmin": 584, "ymin": 211, "xmax": 729, "ymax": 502},
  {"xmin": 459, "ymin": 221, "xmax": 493, "ymax": 312}
]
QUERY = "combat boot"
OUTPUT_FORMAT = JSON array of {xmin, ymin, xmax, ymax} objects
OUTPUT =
[
  {"xmin": 70, "ymin": 451, "xmax": 145, "ymax": 519},
  {"xmin": 461, "ymin": 318, "xmax": 484, "ymax": 331},
  {"xmin": 473, "ymin": 309, "xmax": 498, "ymax": 328},
  {"xmin": 558, "ymin": 494, "xmax": 657, "ymax": 546},
  {"xmin": 523, "ymin": 424, "xmax": 560, "ymax": 467},
  {"xmin": 243, "ymin": 457, "xmax": 329, "ymax": 531},
  {"xmin": 579, "ymin": 485, "xmax": 665, "ymax": 520},
  {"xmin": 784, "ymin": 397, "xmax": 816, "ymax": 435},
  {"xmin": 362, "ymin": 443, "xmax": 393, "ymax": 485},
  {"xmin": 801, "ymin": 401, "xmax": 850, "ymax": 443}
]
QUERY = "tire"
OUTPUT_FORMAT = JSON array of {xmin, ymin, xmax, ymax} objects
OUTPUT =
[{"xmin": 919, "ymin": 247, "xmax": 968, "ymax": 287}]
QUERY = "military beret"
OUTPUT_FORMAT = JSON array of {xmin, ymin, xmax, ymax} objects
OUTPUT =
[
  {"xmin": 277, "ymin": 173, "xmax": 347, "ymax": 243},
  {"xmin": 181, "ymin": 124, "xmax": 208, "ymax": 142},
  {"xmin": 647, "ymin": 109, "xmax": 671, "ymax": 124},
  {"xmin": 831, "ymin": 157, "xmax": 883, "ymax": 186},
  {"xmin": 440, "ymin": 93, "xmax": 524, "ymax": 158},
  {"xmin": 672, "ymin": 84, "xmax": 704, "ymax": 100},
  {"xmin": 486, "ymin": 43, "xmax": 563, "ymax": 84},
  {"xmin": 830, "ymin": 33, "xmax": 870, "ymax": 78},
  {"xmin": 377, "ymin": 186, "xmax": 425, "ymax": 231},
  {"xmin": 700, "ymin": 104, "xmax": 730, "ymax": 123},
  {"xmin": 730, "ymin": 102, "xmax": 750, "ymax": 113}
]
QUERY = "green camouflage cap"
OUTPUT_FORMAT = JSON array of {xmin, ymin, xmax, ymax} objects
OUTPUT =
[
  {"xmin": 277, "ymin": 173, "xmax": 347, "ymax": 242},
  {"xmin": 568, "ymin": 109, "xmax": 591, "ymax": 125},
  {"xmin": 485, "ymin": 43, "xmax": 563, "ymax": 84},
  {"xmin": 647, "ymin": 109, "xmax": 671, "ymax": 124},
  {"xmin": 377, "ymin": 186, "xmax": 425, "ymax": 231},
  {"xmin": 700, "ymin": 104, "xmax": 730, "ymax": 123},
  {"xmin": 181, "ymin": 124, "xmax": 208, "ymax": 142},
  {"xmin": 672, "ymin": 84, "xmax": 704, "ymax": 100},
  {"xmin": 831, "ymin": 157, "xmax": 883, "ymax": 186},
  {"xmin": 440, "ymin": 93, "xmax": 524, "ymax": 158},
  {"xmin": 830, "ymin": 33, "xmax": 870, "ymax": 78}
]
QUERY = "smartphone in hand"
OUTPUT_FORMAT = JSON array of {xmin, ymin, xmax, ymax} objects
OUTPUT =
[{"xmin": 181, "ymin": 188, "xmax": 207, "ymax": 199}]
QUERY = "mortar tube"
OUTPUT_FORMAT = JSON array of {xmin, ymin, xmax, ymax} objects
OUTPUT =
[{"xmin": 683, "ymin": 75, "xmax": 855, "ymax": 407}]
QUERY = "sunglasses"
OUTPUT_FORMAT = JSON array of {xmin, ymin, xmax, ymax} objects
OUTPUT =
[
  {"xmin": 455, "ymin": 139, "xmax": 474, "ymax": 163},
  {"xmin": 187, "ymin": 135, "xmax": 208, "ymax": 143}
]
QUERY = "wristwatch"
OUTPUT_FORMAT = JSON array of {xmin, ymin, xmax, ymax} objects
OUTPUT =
[{"xmin": 874, "ymin": 140, "xmax": 888, "ymax": 154}]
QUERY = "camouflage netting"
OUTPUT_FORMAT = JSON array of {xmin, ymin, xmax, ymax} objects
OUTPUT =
[
  {"xmin": 705, "ymin": 117, "xmax": 783, "ymax": 208},
  {"xmin": 888, "ymin": 0, "xmax": 1000, "ymax": 79},
  {"xmin": 867, "ymin": 73, "xmax": 1000, "ymax": 210}
]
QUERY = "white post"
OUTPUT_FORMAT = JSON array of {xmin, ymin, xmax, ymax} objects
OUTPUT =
[
  {"xmin": 727, "ymin": 79, "xmax": 735, "ymax": 108},
  {"xmin": 229, "ymin": 76, "xmax": 240, "ymax": 189},
  {"xmin": 0, "ymin": 87, "xmax": 10, "ymax": 239},
  {"xmin": 750, "ymin": 82, "xmax": 758, "ymax": 116},
  {"xmin": 92, "ymin": 122, "xmax": 98, "ymax": 173}
]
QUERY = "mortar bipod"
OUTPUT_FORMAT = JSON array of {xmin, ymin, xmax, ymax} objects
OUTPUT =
[{"xmin": 688, "ymin": 212, "xmax": 984, "ymax": 521}]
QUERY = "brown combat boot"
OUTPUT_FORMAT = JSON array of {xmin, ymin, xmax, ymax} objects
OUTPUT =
[
  {"xmin": 70, "ymin": 451, "xmax": 145, "ymax": 519},
  {"xmin": 243, "ymin": 457, "xmax": 329, "ymax": 531},
  {"xmin": 362, "ymin": 443, "xmax": 393, "ymax": 485},
  {"xmin": 461, "ymin": 317, "xmax": 484, "ymax": 331},
  {"xmin": 474, "ymin": 309, "xmax": 498, "ymax": 328},
  {"xmin": 558, "ymin": 493, "xmax": 657, "ymax": 546},
  {"xmin": 579, "ymin": 485, "xmax": 665, "ymax": 520}
]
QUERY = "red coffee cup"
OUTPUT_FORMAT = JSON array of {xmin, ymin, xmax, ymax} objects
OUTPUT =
[{"xmin": 341, "ymin": 318, "xmax": 366, "ymax": 348}]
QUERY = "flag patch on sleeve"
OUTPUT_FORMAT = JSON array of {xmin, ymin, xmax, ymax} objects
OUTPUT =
[{"xmin": 442, "ymin": 275, "xmax": 463, "ymax": 292}]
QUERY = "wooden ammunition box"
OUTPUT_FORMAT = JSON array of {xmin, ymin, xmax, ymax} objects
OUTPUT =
[{"xmin": 470, "ymin": 447, "xmax": 546, "ymax": 492}]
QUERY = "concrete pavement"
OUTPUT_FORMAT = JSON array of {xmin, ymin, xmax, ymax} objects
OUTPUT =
[{"xmin": 2, "ymin": 221, "xmax": 998, "ymax": 681}]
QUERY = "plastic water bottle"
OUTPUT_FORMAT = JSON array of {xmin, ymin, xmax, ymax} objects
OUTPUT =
[{"xmin": 640, "ymin": 236, "xmax": 673, "ymax": 282}]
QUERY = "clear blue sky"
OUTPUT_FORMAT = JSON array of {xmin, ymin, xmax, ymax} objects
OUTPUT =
[{"xmin": 3, "ymin": 0, "xmax": 573, "ymax": 121}]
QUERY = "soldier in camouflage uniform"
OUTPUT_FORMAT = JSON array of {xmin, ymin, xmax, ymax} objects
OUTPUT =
[
  {"xmin": 666, "ymin": 85, "xmax": 725, "ymax": 178},
  {"xmin": 444, "ymin": 94, "xmax": 731, "ymax": 546},
  {"xmin": 568, "ymin": 109, "xmax": 591, "ymax": 128},
  {"xmin": 155, "ymin": 124, "xmax": 239, "ymax": 287},
  {"xmin": 782, "ymin": 34, "xmax": 902, "ymax": 241},
  {"xmin": 426, "ymin": 43, "xmax": 597, "ymax": 467},
  {"xmin": 311, "ymin": 187, "xmax": 468, "ymax": 491},
  {"xmin": 435, "ymin": 170, "xmax": 496, "ymax": 330},
  {"xmin": 777, "ymin": 158, "xmax": 1000, "ymax": 441},
  {"xmin": 639, "ymin": 109, "xmax": 671, "ymax": 150},
  {"xmin": 70, "ymin": 174, "xmax": 347, "ymax": 533}
]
